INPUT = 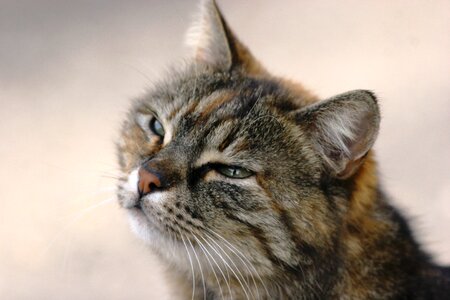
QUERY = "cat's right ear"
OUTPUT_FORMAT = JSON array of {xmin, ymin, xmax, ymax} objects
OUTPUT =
[
  {"xmin": 295, "ymin": 90, "xmax": 380, "ymax": 179},
  {"xmin": 185, "ymin": 0, "xmax": 266, "ymax": 75}
]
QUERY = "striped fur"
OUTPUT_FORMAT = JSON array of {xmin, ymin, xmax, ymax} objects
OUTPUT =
[{"xmin": 116, "ymin": 1, "xmax": 450, "ymax": 299}]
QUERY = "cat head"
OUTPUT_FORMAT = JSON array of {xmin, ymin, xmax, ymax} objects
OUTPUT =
[{"xmin": 117, "ymin": 0, "xmax": 380, "ymax": 293}]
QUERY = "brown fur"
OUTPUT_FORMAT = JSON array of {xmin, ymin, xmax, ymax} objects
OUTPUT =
[{"xmin": 116, "ymin": 1, "xmax": 450, "ymax": 299}]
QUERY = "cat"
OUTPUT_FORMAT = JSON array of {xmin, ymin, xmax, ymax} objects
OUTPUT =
[{"xmin": 116, "ymin": 0, "xmax": 450, "ymax": 299}]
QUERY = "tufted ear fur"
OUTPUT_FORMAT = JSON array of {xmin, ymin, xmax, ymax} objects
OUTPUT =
[
  {"xmin": 296, "ymin": 90, "xmax": 380, "ymax": 179},
  {"xmin": 185, "ymin": 0, "xmax": 266, "ymax": 75}
]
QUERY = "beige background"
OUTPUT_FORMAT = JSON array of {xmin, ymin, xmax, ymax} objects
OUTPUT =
[{"xmin": 1, "ymin": 0, "xmax": 449, "ymax": 299}]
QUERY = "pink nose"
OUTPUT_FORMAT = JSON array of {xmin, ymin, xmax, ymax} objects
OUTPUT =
[{"xmin": 138, "ymin": 167, "xmax": 161, "ymax": 196}]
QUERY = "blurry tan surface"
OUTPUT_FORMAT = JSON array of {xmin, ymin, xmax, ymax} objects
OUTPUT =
[{"xmin": 1, "ymin": 0, "xmax": 449, "ymax": 299}]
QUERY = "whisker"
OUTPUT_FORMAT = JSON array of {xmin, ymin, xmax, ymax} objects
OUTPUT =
[
  {"xmin": 186, "ymin": 233, "xmax": 207, "ymax": 300},
  {"xmin": 42, "ymin": 197, "xmax": 115, "ymax": 258},
  {"xmin": 207, "ymin": 228, "xmax": 270, "ymax": 298},
  {"xmin": 191, "ymin": 232, "xmax": 226, "ymax": 300},
  {"xmin": 99, "ymin": 174, "xmax": 122, "ymax": 180},
  {"xmin": 63, "ymin": 186, "xmax": 117, "ymax": 208},
  {"xmin": 179, "ymin": 230, "xmax": 196, "ymax": 300},
  {"xmin": 63, "ymin": 188, "xmax": 116, "ymax": 220},
  {"xmin": 120, "ymin": 62, "xmax": 155, "ymax": 84},
  {"xmin": 200, "ymin": 235, "xmax": 250, "ymax": 300},
  {"xmin": 204, "ymin": 232, "xmax": 259, "ymax": 300},
  {"xmin": 40, "ymin": 162, "xmax": 121, "ymax": 178},
  {"xmin": 61, "ymin": 232, "xmax": 73, "ymax": 280}
]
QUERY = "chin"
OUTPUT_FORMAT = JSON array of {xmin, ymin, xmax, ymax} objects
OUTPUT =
[
  {"xmin": 126, "ymin": 207, "xmax": 156, "ymax": 244},
  {"xmin": 125, "ymin": 205, "xmax": 189, "ymax": 270}
]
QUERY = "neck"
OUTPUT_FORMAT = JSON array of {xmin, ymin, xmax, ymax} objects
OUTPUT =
[{"xmin": 334, "ymin": 152, "xmax": 427, "ymax": 298}]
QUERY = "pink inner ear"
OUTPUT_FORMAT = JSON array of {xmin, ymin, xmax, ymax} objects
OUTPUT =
[
  {"xmin": 345, "ymin": 110, "xmax": 377, "ymax": 161},
  {"xmin": 322, "ymin": 109, "xmax": 378, "ymax": 178},
  {"xmin": 336, "ymin": 153, "xmax": 369, "ymax": 180}
]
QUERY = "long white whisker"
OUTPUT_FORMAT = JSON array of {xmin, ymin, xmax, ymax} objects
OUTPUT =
[
  {"xmin": 41, "ymin": 162, "xmax": 120, "ymax": 176},
  {"xmin": 205, "ymin": 233, "xmax": 261, "ymax": 299},
  {"xmin": 100, "ymin": 174, "xmax": 122, "ymax": 180},
  {"xmin": 167, "ymin": 231, "xmax": 179, "ymax": 263},
  {"xmin": 204, "ymin": 232, "xmax": 260, "ymax": 300},
  {"xmin": 186, "ymin": 233, "xmax": 206, "ymax": 300},
  {"xmin": 193, "ymin": 232, "xmax": 232, "ymax": 299},
  {"xmin": 191, "ymin": 231, "xmax": 224, "ymax": 300},
  {"xmin": 61, "ymin": 232, "xmax": 74, "ymax": 279},
  {"xmin": 42, "ymin": 197, "xmax": 115, "ymax": 257},
  {"xmin": 179, "ymin": 230, "xmax": 196, "ymax": 300},
  {"xmin": 61, "ymin": 187, "xmax": 117, "ymax": 213},
  {"xmin": 202, "ymin": 234, "xmax": 256, "ymax": 299},
  {"xmin": 200, "ymin": 235, "xmax": 250, "ymax": 300},
  {"xmin": 191, "ymin": 231, "xmax": 223, "ymax": 299},
  {"xmin": 207, "ymin": 228, "xmax": 270, "ymax": 298}
]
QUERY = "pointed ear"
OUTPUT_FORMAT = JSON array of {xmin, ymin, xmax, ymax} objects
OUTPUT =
[
  {"xmin": 185, "ymin": 0, "xmax": 265, "ymax": 74},
  {"xmin": 296, "ymin": 90, "xmax": 380, "ymax": 179}
]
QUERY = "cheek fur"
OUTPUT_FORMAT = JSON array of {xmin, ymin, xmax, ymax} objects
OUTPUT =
[
  {"xmin": 127, "ymin": 208, "xmax": 154, "ymax": 243},
  {"xmin": 125, "ymin": 169, "xmax": 139, "ymax": 193},
  {"xmin": 118, "ymin": 168, "xmax": 140, "ymax": 209},
  {"xmin": 143, "ymin": 191, "xmax": 165, "ymax": 204}
]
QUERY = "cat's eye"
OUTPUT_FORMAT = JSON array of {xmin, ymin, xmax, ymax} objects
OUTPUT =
[
  {"xmin": 215, "ymin": 165, "xmax": 253, "ymax": 179},
  {"xmin": 149, "ymin": 118, "xmax": 165, "ymax": 137}
]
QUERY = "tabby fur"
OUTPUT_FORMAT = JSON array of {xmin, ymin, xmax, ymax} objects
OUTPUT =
[{"xmin": 117, "ymin": 1, "xmax": 450, "ymax": 299}]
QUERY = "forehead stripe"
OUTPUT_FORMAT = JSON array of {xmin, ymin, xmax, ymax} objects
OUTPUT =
[
  {"xmin": 197, "ymin": 91, "xmax": 236, "ymax": 118},
  {"xmin": 167, "ymin": 104, "xmax": 183, "ymax": 121}
]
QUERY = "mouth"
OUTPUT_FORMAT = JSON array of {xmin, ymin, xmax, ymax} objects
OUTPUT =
[
  {"xmin": 127, "ymin": 198, "xmax": 150, "ymax": 223},
  {"xmin": 133, "ymin": 200, "xmax": 142, "ymax": 210}
]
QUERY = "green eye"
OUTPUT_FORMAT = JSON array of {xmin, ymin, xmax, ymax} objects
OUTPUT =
[
  {"xmin": 216, "ymin": 165, "xmax": 253, "ymax": 179},
  {"xmin": 149, "ymin": 118, "xmax": 165, "ymax": 137}
]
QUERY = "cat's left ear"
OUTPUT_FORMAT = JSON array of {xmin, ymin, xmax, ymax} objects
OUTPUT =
[
  {"xmin": 185, "ymin": 0, "xmax": 265, "ymax": 75},
  {"xmin": 295, "ymin": 90, "xmax": 380, "ymax": 179}
]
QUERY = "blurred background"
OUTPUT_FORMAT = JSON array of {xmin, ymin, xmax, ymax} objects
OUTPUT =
[{"xmin": 1, "ymin": 0, "xmax": 449, "ymax": 299}]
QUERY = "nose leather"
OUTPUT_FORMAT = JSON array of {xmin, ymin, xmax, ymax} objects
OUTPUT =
[{"xmin": 138, "ymin": 167, "xmax": 161, "ymax": 196}]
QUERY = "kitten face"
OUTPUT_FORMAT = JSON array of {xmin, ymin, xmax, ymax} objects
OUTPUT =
[{"xmin": 117, "ymin": 0, "xmax": 380, "ymax": 294}]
